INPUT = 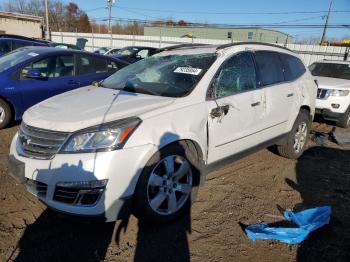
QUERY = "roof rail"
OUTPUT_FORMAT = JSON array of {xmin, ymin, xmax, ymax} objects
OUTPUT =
[
  {"xmin": 217, "ymin": 41, "xmax": 292, "ymax": 52},
  {"xmin": 156, "ymin": 43, "xmax": 210, "ymax": 52}
]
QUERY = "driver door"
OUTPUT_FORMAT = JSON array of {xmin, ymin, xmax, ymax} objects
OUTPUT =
[{"xmin": 206, "ymin": 52, "xmax": 265, "ymax": 164}]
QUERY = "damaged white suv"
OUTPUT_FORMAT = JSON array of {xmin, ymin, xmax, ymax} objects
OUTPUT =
[{"xmin": 8, "ymin": 43, "xmax": 316, "ymax": 222}]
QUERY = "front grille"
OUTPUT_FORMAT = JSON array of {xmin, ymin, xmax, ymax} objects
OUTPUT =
[
  {"xmin": 18, "ymin": 123, "xmax": 69, "ymax": 159},
  {"xmin": 53, "ymin": 186, "xmax": 103, "ymax": 206},
  {"xmin": 317, "ymin": 88, "xmax": 328, "ymax": 99},
  {"xmin": 53, "ymin": 186, "xmax": 79, "ymax": 204}
]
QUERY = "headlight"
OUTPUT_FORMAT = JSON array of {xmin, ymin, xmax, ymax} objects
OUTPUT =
[
  {"xmin": 327, "ymin": 89, "xmax": 349, "ymax": 97},
  {"xmin": 60, "ymin": 117, "xmax": 141, "ymax": 153}
]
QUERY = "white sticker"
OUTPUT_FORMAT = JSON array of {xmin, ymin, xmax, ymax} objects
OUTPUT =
[
  {"xmin": 28, "ymin": 52, "xmax": 39, "ymax": 57},
  {"xmin": 174, "ymin": 67, "xmax": 202, "ymax": 75}
]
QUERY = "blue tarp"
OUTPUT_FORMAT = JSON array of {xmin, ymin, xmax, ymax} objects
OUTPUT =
[{"xmin": 245, "ymin": 206, "xmax": 332, "ymax": 244}]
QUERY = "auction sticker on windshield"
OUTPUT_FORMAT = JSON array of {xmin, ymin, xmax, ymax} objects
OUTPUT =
[{"xmin": 174, "ymin": 67, "xmax": 202, "ymax": 75}]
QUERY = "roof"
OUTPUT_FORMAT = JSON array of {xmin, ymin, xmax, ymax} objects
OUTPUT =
[{"xmin": 0, "ymin": 12, "xmax": 43, "ymax": 23}]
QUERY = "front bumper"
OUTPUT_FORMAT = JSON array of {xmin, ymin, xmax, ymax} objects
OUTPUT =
[
  {"xmin": 8, "ymin": 133, "xmax": 158, "ymax": 222},
  {"xmin": 315, "ymin": 108, "xmax": 346, "ymax": 121}
]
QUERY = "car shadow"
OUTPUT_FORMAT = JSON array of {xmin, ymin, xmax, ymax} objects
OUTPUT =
[{"xmin": 286, "ymin": 146, "xmax": 350, "ymax": 261}]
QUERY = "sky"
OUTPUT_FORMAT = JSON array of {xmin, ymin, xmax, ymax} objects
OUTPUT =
[{"xmin": 3, "ymin": 0, "xmax": 350, "ymax": 40}]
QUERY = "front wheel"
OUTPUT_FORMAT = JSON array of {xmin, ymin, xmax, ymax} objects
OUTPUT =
[
  {"xmin": 133, "ymin": 143, "xmax": 198, "ymax": 222},
  {"xmin": 277, "ymin": 110, "xmax": 311, "ymax": 159}
]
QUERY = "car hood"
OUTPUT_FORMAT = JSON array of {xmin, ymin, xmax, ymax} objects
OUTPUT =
[
  {"xmin": 315, "ymin": 76, "xmax": 350, "ymax": 89},
  {"xmin": 23, "ymin": 86, "xmax": 175, "ymax": 132}
]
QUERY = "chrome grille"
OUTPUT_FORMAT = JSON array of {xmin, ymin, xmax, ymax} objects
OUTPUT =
[
  {"xmin": 53, "ymin": 186, "xmax": 79, "ymax": 204},
  {"xmin": 26, "ymin": 180, "xmax": 48, "ymax": 198},
  {"xmin": 317, "ymin": 88, "xmax": 328, "ymax": 99},
  {"xmin": 18, "ymin": 123, "xmax": 69, "ymax": 159}
]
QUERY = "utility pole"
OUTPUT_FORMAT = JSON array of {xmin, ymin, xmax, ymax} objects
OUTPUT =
[
  {"xmin": 107, "ymin": 0, "xmax": 115, "ymax": 34},
  {"xmin": 44, "ymin": 0, "xmax": 50, "ymax": 40},
  {"xmin": 321, "ymin": 0, "xmax": 333, "ymax": 45}
]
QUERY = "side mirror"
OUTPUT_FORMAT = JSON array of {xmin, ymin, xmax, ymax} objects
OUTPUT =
[{"xmin": 24, "ymin": 69, "xmax": 45, "ymax": 79}]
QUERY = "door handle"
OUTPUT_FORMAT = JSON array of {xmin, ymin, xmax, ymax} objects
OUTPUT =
[
  {"xmin": 210, "ymin": 104, "xmax": 230, "ymax": 118},
  {"xmin": 251, "ymin": 101, "xmax": 261, "ymax": 107},
  {"xmin": 287, "ymin": 93, "xmax": 294, "ymax": 97}
]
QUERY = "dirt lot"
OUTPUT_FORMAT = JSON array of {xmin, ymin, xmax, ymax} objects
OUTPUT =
[{"xmin": 0, "ymin": 121, "xmax": 349, "ymax": 262}]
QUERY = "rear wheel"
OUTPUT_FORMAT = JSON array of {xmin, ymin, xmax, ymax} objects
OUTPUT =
[
  {"xmin": 337, "ymin": 107, "xmax": 350, "ymax": 128},
  {"xmin": 277, "ymin": 110, "xmax": 311, "ymax": 159},
  {"xmin": 0, "ymin": 99, "xmax": 12, "ymax": 129},
  {"xmin": 133, "ymin": 142, "xmax": 198, "ymax": 222}
]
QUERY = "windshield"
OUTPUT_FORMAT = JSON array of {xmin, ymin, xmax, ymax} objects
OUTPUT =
[
  {"xmin": 309, "ymin": 62, "xmax": 350, "ymax": 80},
  {"xmin": 0, "ymin": 49, "xmax": 39, "ymax": 73},
  {"xmin": 102, "ymin": 53, "xmax": 217, "ymax": 97}
]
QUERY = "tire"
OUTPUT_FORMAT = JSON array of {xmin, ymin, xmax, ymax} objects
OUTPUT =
[
  {"xmin": 277, "ymin": 109, "xmax": 311, "ymax": 159},
  {"xmin": 0, "ymin": 99, "xmax": 12, "ymax": 129},
  {"xmin": 133, "ymin": 142, "xmax": 200, "ymax": 223},
  {"xmin": 337, "ymin": 107, "xmax": 350, "ymax": 128}
]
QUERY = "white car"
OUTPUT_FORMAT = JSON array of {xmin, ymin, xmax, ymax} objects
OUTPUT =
[
  {"xmin": 8, "ymin": 43, "xmax": 316, "ymax": 222},
  {"xmin": 309, "ymin": 60, "xmax": 350, "ymax": 128}
]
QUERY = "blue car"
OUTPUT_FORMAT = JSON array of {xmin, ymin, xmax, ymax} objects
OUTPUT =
[
  {"xmin": 0, "ymin": 47, "xmax": 128, "ymax": 128},
  {"xmin": 0, "ymin": 36, "xmax": 48, "ymax": 56}
]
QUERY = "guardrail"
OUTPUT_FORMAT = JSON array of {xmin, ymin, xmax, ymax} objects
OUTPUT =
[{"xmin": 52, "ymin": 31, "xmax": 349, "ymax": 66}]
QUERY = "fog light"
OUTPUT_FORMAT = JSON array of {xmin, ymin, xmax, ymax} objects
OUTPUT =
[{"xmin": 331, "ymin": 104, "xmax": 340, "ymax": 109}]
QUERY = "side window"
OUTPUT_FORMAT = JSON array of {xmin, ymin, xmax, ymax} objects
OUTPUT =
[
  {"xmin": 0, "ymin": 41, "xmax": 11, "ymax": 53},
  {"xmin": 212, "ymin": 52, "xmax": 257, "ymax": 98},
  {"xmin": 78, "ymin": 55, "xmax": 108, "ymax": 75},
  {"xmin": 255, "ymin": 51, "xmax": 284, "ymax": 86},
  {"xmin": 21, "ymin": 55, "xmax": 74, "ymax": 79},
  {"xmin": 136, "ymin": 49, "xmax": 150, "ymax": 59},
  {"xmin": 107, "ymin": 60, "xmax": 119, "ymax": 73},
  {"xmin": 279, "ymin": 53, "xmax": 306, "ymax": 81}
]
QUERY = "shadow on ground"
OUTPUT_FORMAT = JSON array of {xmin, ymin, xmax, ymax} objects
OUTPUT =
[{"xmin": 287, "ymin": 146, "xmax": 350, "ymax": 262}]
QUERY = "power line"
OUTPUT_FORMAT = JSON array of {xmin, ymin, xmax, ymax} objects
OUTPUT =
[
  {"xmin": 115, "ymin": 6, "xmax": 350, "ymax": 15},
  {"xmin": 90, "ymin": 16, "xmax": 350, "ymax": 29}
]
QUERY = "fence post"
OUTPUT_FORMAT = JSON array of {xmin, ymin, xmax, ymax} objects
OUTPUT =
[
  {"xmin": 61, "ymin": 31, "xmax": 63, "ymax": 43},
  {"xmin": 91, "ymin": 27, "xmax": 95, "ymax": 50},
  {"xmin": 110, "ymin": 33, "xmax": 113, "ymax": 48},
  {"xmin": 344, "ymin": 47, "xmax": 349, "ymax": 61}
]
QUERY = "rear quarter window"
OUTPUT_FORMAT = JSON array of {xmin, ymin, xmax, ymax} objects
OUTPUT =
[
  {"xmin": 254, "ymin": 51, "xmax": 284, "ymax": 86},
  {"xmin": 279, "ymin": 53, "xmax": 306, "ymax": 81}
]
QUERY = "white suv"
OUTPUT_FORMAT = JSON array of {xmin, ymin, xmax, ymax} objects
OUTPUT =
[
  {"xmin": 309, "ymin": 60, "xmax": 350, "ymax": 128},
  {"xmin": 8, "ymin": 43, "xmax": 316, "ymax": 222}
]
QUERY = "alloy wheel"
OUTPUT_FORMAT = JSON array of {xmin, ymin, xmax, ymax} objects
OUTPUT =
[
  {"xmin": 147, "ymin": 155, "xmax": 193, "ymax": 215},
  {"xmin": 294, "ymin": 121, "xmax": 307, "ymax": 153}
]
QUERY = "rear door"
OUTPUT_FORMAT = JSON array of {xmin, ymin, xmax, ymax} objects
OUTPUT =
[
  {"xmin": 254, "ymin": 51, "xmax": 294, "ymax": 138},
  {"xmin": 207, "ymin": 52, "xmax": 265, "ymax": 163},
  {"xmin": 76, "ymin": 54, "xmax": 117, "ymax": 87},
  {"xmin": 15, "ymin": 54, "xmax": 79, "ymax": 111}
]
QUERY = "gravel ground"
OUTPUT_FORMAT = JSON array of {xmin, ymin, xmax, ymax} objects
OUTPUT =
[{"xmin": 0, "ymin": 121, "xmax": 349, "ymax": 262}]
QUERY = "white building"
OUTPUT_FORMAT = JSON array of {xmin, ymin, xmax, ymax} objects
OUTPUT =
[{"xmin": 0, "ymin": 12, "xmax": 43, "ymax": 38}]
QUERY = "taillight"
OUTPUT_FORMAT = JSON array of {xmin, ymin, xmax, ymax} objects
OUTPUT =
[{"xmin": 314, "ymin": 79, "xmax": 319, "ymax": 87}]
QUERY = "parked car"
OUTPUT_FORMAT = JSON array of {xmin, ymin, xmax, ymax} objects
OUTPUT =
[
  {"xmin": 0, "ymin": 35, "xmax": 48, "ymax": 56},
  {"xmin": 112, "ymin": 46, "xmax": 158, "ymax": 64},
  {"xmin": 0, "ymin": 47, "xmax": 128, "ymax": 128},
  {"xmin": 8, "ymin": 43, "xmax": 316, "ymax": 223},
  {"xmin": 104, "ymin": 47, "xmax": 121, "ymax": 56},
  {"xmin": 94, "ymin": 47, "xmax": 110, "ymax": 54},
  {"xmin": 309, "ymin": 60, "xmax": 350, "ymax": 128}
]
